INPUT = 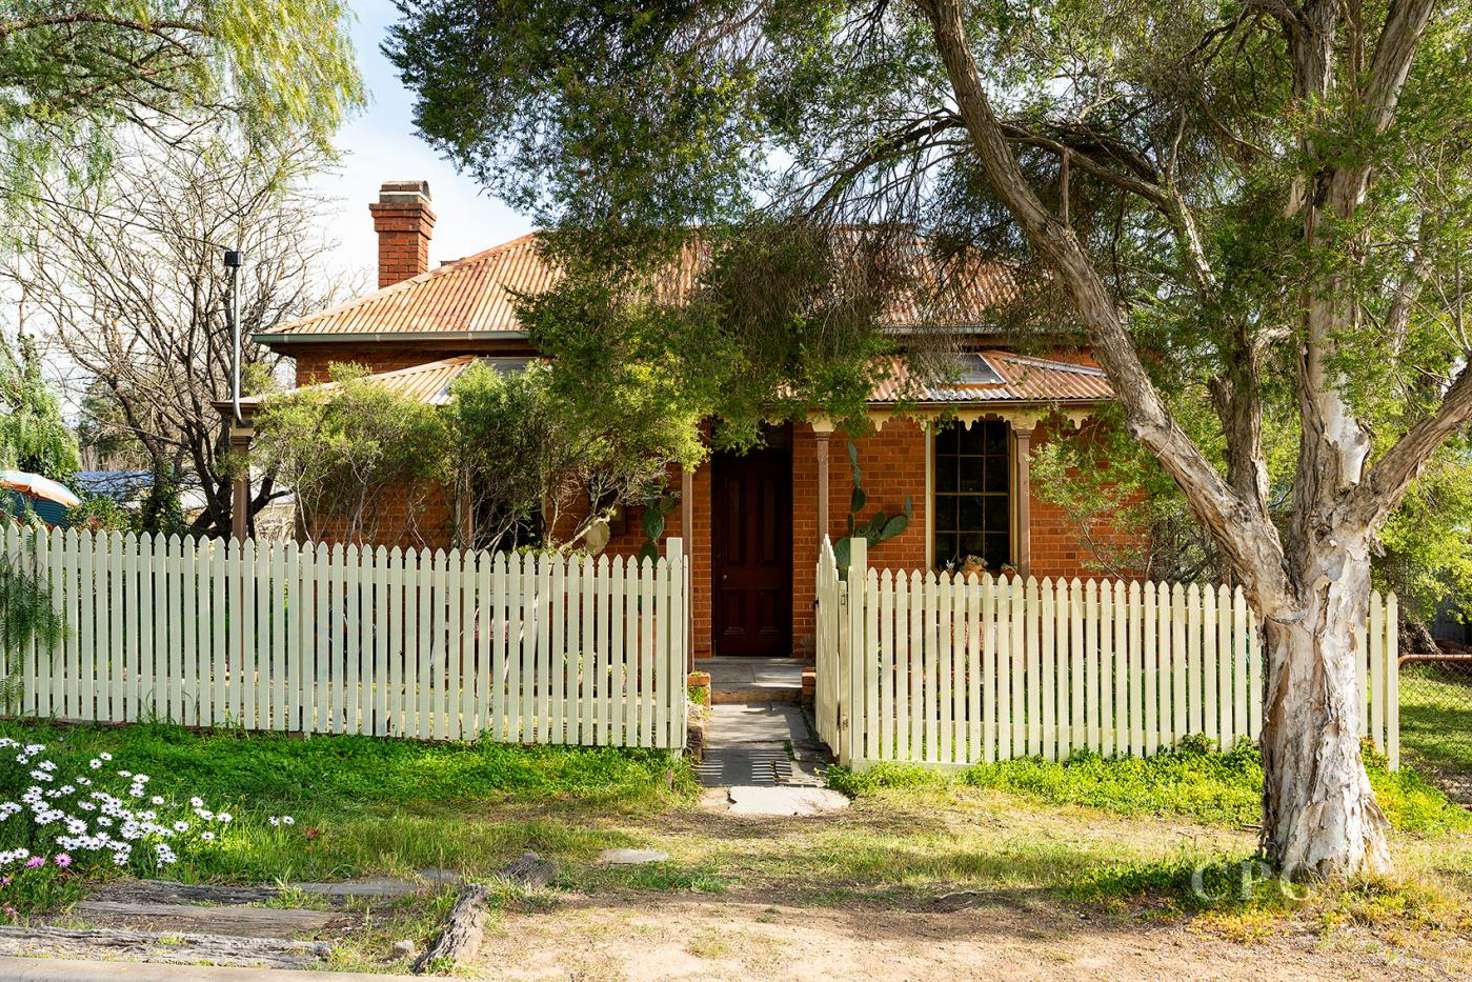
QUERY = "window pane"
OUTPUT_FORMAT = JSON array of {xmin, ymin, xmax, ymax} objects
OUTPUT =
[
  {"xmin": 958, "ymin": 495, "xmax": 982, "ymax": 532},
  {"xmin": 983, "ymin": 456, "xmax": 1008, "ymax": 493},
  {"xmin": 983, "ymin": 423, "xmax": 1008, "ymax": 455},
  {"xmin": 959, "ymin": 456, "xmax": 983, "ymax": 492},
  {"xmin": 961, "ymin": 531, "xmax": 987, "ymax": 556},
  {"xmin": 957, "ymin": 424, "xmax": 986, "ymax": 454},
  {"xmin": 984, "ymin": 534, "xmax": 1009, "ymax": 569},
  {"xmin": 936, "ymin": 498, "xmax": 957, "ymax": 531},
  {"xmin": 935, "ymin": 455, "xmax": 958, "ymax": 493},
  {"xmin": 935, "ymin": 424, "xmax": 958, "ymax": 454},
  {"xmin": 985, "ymin": 496, "xmax": 1009, "ymax": 532},
  {"xmin": 935, "ymin": 533, "xmax": 958, "ymax": 567}
]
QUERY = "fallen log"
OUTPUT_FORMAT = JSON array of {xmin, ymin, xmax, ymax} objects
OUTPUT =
[
  {"xmin": 411, "ymin": 883, "xmax": 490, "ymax": 973},
  {"xmin": 0, "ymin": 924, "xmax": 331, "ymax": 969},
  {"xmin": 411, "ymin": 852, "xmax": 555, "ymax": 974}
]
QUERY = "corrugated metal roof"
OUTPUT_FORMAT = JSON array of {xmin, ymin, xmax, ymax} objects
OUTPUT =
[
  {"xmin": 259, "ymin": 232, "xmax": 1020, "ymax": 341},
  {"xmin": 237, "ymin": 356, "xmax": 525, "ymax": 410},
  {"xmin": 242, "ymin": 349, "xmax": 1109, "ymax": 411},
  {"xmin": 260, "ymin": 235, "xmax": 552, "ymax": 339},
  {"xmin": 868, "ymin": 351, "xmax": 1112, "ymax": 404}
]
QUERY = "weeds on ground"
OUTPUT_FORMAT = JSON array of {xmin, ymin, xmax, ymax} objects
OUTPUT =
[{"xmin": 828, "ymin": 737, "xmax": 1471, "ymax": 835}]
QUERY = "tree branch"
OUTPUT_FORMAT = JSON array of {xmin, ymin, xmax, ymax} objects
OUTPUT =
[
  {"xmin": 1338, "ymin": 364, "xmax": 1472, "ymax": 531},
  {"xmin": 916, "ymin": 0, "xmax": 1292, "ymax": 608}
]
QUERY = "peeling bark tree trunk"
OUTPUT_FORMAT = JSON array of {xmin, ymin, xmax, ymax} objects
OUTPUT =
[
  {"xmin": 1259, "ymin": 551, "xmax": 1390, "ymax": 877},
  {"xmin": 916, "ymin": 0, "xmax": 1430, "ymax": 880}
]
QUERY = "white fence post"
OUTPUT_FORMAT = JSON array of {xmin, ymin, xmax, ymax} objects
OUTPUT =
[
  {"xmin": 844, "ymin": 537, "xmax": 867, "ymax": 767},
  {"xmin": 4, "ymin": 528, "xmax": 691, "ymax": 754},
  {"xmin": 804, "ymin": 556, "xmax": 1403, "ymax": 772}
]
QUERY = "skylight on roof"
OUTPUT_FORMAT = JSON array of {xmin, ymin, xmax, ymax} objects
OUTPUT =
[{"xmin": 956, "ymin": 354, "xmax": 1002, "ymax": 385}]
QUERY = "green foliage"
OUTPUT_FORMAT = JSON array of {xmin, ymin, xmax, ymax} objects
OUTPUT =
[
  {"xmin": 1376, "ymin": 442, "xmax": 1472, "ymax": 624},
  {"xmin": 258, "ymin": 358, "xmax": 701, "ymax": 553},
  {"xmin": 0, "ymin": 334, "xmax": 79, "ymax": 482},
  {"xmin": 830, "ymin": 739, "xmax": 1471, "ymax": 836},
  {"xmin": 447, "ymin": 360, "xmax": 692, "ymax": 552},
  {"xmin": 0, "ymin": 0, "xmax": 363, "ymax": 193},
  {"xmin": 0, "ymin": 533, "xmax": 64, "ymax": 711},
  {"xmin": 251, "ymin": 364, "xmax": 449, "ymax": 546}
]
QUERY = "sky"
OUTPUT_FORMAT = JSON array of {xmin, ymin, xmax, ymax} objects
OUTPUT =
[{"xmin": 309, "ymin": 2, "xmax": 535, "ymax": 284}]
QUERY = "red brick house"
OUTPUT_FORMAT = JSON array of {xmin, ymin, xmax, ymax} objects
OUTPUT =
[{"xmin": 231, "ymin": 181, "xmax": 1130, "ymax": 661}]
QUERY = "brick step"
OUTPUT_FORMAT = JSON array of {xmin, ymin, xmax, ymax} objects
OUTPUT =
[{"xmin": 711, "ymin": 685, "xmax": 802, "ymax": 705}]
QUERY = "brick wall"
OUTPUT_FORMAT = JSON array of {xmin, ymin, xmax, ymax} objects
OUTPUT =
[
  {"xmin": 787, "ymin": 417, "xmax": 1146, "ymax": 655},
  {"xmin": 791, "ymin": 419, "xmax": 930, "ymax": 655}
]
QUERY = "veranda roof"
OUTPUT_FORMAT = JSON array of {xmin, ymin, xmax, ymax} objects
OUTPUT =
[
  {"xmin": 229, "ymin": 356, "xmax": 528, "ymax": 414},
  {"xmin": 232, "ymin": 350, "xmax": 1109, "ymax": 414}
]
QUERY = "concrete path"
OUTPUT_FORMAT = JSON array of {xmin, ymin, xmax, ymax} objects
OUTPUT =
[{"xmin": 694, "ymin": 703, "xmax": 828, "ymax": 789}]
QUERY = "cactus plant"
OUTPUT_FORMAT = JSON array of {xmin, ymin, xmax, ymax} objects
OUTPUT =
[{"xmin": 834, "ymin": 441, "xmax": 911, "ymax": 569}]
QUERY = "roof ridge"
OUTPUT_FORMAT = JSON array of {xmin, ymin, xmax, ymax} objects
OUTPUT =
[{"xmin": 261, "ymin": 233, "xmax": 544, "ymax": 336}]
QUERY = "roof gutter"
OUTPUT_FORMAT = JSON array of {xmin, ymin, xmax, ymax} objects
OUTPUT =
[{"xmin": 254, "ymin": 330, "xmax": 531, "ymax": 345}]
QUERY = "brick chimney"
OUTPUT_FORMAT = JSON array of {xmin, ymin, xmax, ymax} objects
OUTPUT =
[{"xmin": 369, "ymin": 180, "xmax": 436, "ymax": 289}]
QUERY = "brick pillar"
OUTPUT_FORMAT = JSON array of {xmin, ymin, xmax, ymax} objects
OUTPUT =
[
  {"xmin": 369, "ymin": 180, "xmax": 436, "ymax": 289},
  {"xmin": 1013, "ymin": 421, "xmax": 1034, "ymax": 576},
  {"xmin": 230, "ymin": 424, "xmax": 254, "ymax": 540}
]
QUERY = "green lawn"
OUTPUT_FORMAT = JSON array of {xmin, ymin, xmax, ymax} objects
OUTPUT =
[
  {"xmin": 0, "ymin": 719, "xmax": 695, "ymax": 884},
  {"xmin": 0, "ymin": 718, "xmax": 1468, "ymax": 975},
  {"xmin": 1399, "ymin": 663, "xmax": 1472, "ymax": 781}
]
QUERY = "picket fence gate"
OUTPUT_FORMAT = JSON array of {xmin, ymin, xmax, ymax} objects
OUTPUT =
[
  {"xmin": 0, "ymin": 524, "xmax": 689, "ymax": 749},
  {"xmin": 815, "ymin": 537, "xmax": 1399, "ymax": 771}
]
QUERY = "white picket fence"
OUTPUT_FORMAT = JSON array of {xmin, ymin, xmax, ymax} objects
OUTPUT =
[
  {"xmin": 815, "ymin": 537, "xmax": 1400, "ymax": 770},
  {"xmin": 0, "ymin": 525, "xmax": 688, "ymax": 749}
]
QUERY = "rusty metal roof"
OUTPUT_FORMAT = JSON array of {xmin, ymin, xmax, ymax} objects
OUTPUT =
[
  {"xmin": 236, "ymin": 349, "xmax": 1109, "ymax": 414},
  {"xmin": 234, "ymin": 356, "xmax": 528, "ymax": 412},
  {"xmin": 258, "ymin": 232, "xmax": 1020, "ymax": 343},
  {"xmin": 868, "ymin": 351, "xmax": 1112, "ymax": 404},
  {"xmin": 259, "ymin": 235, "xmax": 550, "ymax": 340}
]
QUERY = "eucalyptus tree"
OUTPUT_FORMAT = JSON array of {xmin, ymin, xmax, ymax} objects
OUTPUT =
[{"xmin": 386, "ymin": 0, "xmax": 1472, "ymax": 877}]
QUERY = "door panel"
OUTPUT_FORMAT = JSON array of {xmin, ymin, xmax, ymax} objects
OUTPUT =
[{"xmin": 712, "ymin": 434, "xmax": 792, "ymax": 656}]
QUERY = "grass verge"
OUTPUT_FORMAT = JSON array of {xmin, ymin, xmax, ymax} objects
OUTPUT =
[{"xmin": 827, "ymin": 737, "xmax": 1472, "ymax": 835}]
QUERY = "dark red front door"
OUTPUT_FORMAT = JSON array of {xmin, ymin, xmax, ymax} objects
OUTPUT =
[{"xmin": 712, "ymin": 431, "xmax": 792, "ymax": 657}]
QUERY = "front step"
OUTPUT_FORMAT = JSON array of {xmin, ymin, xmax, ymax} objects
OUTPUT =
[
  {"xmin": 702, "ymin": 656, "xmax": 811, "ymax": 706},
  {"xmin": 712, "ymin": 684, "xmax": 801, "ymax": 705}
]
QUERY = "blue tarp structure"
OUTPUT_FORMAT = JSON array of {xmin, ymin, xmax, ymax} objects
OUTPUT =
[{"xmin": 0, "ymin": 469, "xmax": 83, "ymax": 527}]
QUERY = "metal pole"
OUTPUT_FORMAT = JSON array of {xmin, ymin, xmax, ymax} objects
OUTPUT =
[
  {"xmin": 225, "ymin": 249, "xmax": 242, "ymax": 424},
  {"xmin": 224, "ymin": 249, "xmax": 249, "ymax": 540}
]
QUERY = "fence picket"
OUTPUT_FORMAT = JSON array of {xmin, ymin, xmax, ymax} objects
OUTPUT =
[
  {"xmin": 1039, "ymin": 577, "xmax": 1054, "ymax": 760},
  {"xmin": 1369, "ymin": 590, "xmax": 1385, "ymax": 751},
  {"xmin": 894, "ymin": 571, "xmax": 912, "ymax": 761},
  {"xmin": 1202, "ymin": 584, "xmax": 1218, "ymax": 746},
  {"xmin": 868, "ymin": 568, "xmax": 883, "ymax": 762}
]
